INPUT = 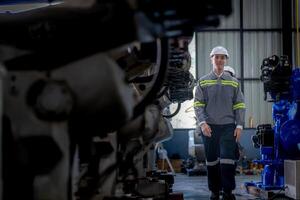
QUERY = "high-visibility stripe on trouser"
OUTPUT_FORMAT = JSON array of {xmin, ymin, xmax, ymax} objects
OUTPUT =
[
  {"xmin": 206, "ymin": 158, "xmax": 220, "ymax": 166},
  {"xmin": 202, "ymin": 123, "xmax": 237, "ymax": 193},
  {"xmin": 220, "ymin": 158, "xmax": 235, "ymax": 165},
  {"xmin": 219, "ymin": 124, "xmax": 237, "ymax": 192},
  {"xmin": 201, "ymin": 127, "xmax": 222, "ymax": 192}
]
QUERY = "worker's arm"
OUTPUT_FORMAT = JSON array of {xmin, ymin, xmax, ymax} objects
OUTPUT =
[
  {"xmin": 194, "ymin": 84, "xmax": 207, "ymax": 122},
  {"xmin": 233, "ymin": 82, "xmax": 246, "ymax": 141},
  {"xmin": 194, "ymin": 84, "xmax": 211, "ymax": 136}
]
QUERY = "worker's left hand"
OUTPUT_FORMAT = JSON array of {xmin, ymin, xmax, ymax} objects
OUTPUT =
[{"xmin": 234, "ymin": 128, "xmax": 242, "ymax": 142}]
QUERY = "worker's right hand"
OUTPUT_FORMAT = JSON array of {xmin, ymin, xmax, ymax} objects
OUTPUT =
[{"xmin": 200, "ymin": 123, "xmax": 212, "ymax": 137}]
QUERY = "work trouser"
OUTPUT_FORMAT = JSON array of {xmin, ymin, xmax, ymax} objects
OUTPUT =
[{"xmin": 201, "ymin": 123, "xmax": 238, "ymax": 193}]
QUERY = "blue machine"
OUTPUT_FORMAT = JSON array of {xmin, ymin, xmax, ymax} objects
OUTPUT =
[{"xmin": 248, "ymin": 55, "xmax": 300, "ymax": 191}]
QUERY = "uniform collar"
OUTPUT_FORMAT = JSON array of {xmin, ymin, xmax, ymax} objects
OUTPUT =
[{"xmin": 210, "ymin": 70, "xmax": 226, "ymax": 80}]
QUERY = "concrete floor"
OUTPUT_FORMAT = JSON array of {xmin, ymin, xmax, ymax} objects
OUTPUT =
[{"xmin": 172, "ymin": 174, "xmax": 290, "ymax": 200}]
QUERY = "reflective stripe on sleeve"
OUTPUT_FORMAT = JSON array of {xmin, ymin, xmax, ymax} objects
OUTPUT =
[
  {"xmin": 233, "ymin": 102, "xmax": 246, "ymax": 110},
  {"xmin": 194, "ymin": 101, "xmax": 206, "ymax": 107}
]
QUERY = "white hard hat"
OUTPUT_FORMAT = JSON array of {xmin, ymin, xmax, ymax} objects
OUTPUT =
[
  {"xmin": 224, "ymin": 66, "xmax": 235, "ymax": 76},
  {"xmin": 210, "ymin": 46, "xmax": 229, "ymax": 58}
]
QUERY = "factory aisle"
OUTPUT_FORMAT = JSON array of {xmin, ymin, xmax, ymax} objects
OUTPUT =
[{"xmin": 172, "ymin": 174, "xmax": 289, "ymax": 200}]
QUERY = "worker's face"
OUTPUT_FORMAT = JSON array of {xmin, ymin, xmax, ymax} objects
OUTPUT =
[{"xmin": 211, "ymin": 54, "xmax": 227, "ymax": 70}]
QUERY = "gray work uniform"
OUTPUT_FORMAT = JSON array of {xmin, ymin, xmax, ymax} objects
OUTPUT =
[{"xmin": 194, "ymin": 70, "xmax": 245, "ymax": 193}]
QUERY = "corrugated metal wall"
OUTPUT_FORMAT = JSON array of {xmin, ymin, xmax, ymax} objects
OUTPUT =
[
  {"xmin": 243, "ymin": 32, "xmax": 282, "ymax": 126},
  {"xmin": 244, "ymin": 82, "xmax": 273, "ymax": 127},
  {"xmin": 196, "ymin": 34, "xmax": 282, "ymax": 74},
  {"xmin": 195, "ymin": 0, "xmax": 282, "ymax": 127},
  {"xmin": 243, "ymin": 0, "xmax": 282, "ymax": 29},
  {"xmin": 244, "ymin": 32, "xmax": 282, "ymax": 78},
  {"xmin": 216, "ymin": 0, "xmax": 240, "ymax": 29},
  {"xmin": 196, "ymin": 32, "xmax": 241, "ymax": 78}
]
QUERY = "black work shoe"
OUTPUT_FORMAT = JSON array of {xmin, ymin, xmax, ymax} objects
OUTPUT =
[
  {"xmin": 222, "ymin": 192, "xmax": 236, "ymax": 200},
  {"xmin": 210, "ymin": 191, "xmax": 220, "ymax": 200}
]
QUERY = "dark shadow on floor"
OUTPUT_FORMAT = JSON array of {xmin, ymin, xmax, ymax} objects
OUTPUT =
[{"xmin": 173, "ymin": 173, "xmax": 292, "ymax": 200}]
